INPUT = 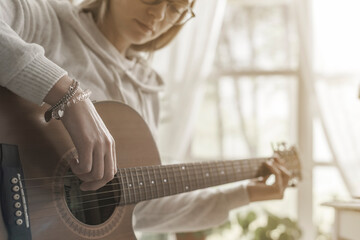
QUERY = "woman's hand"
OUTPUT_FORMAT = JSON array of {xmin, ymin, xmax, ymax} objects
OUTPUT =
[
  {"xmin": 246, "ymin": 159, "xmax": 291, "ymax": 202},
  {"xmin": 45, "ymin": 75, "xmax": 117, "ymax": 191}
]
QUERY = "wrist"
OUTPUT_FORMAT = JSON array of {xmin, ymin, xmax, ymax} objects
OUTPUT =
[{"xmin": 44, "ymin": 75, "xmax": 74, "ymax": 105}]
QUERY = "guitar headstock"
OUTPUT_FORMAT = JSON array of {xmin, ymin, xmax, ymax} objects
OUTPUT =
[{"xmin": 272, "ymin": 142, "xmax": 302, "ymax": 187}]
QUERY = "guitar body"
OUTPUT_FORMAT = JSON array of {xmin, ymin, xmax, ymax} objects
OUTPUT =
[{"xmin": 0, "ymin": 88, "xmax": 161, "ymax": 239}]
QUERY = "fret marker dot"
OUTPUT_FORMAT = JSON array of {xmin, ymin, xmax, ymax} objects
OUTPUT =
[
  {"xmin": 151, "ymin": 180, "xmax": 155, "ymax": 184},
  {"xmin": 129, "ymin": 184, "xmax": 132, "ymax": 187},
  {"xmin": 139, "ymin": 182, "xmax": 143, "ymax": 186},
  {"xmin": 181, "ymin": 166, "xmax": 185, "ymax": 170},
  {"xmin": 164, "ymin": 179, "xmax": 167, "ymax": 183},
  {"xmin": 185, "ymin": 186, "xmax": 189, "ymax": 190},
  {"xmin": 205, "ymin": 173, "xmax": 209, "ymax": 177},
  {"xmin": 221, "ymin": 171, "xmax": 225, "ymax": 175}
]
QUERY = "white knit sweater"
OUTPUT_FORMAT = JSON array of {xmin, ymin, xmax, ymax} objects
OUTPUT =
[{"xmin": 0, "ymin": 0, "xmax": 250, "ymax": 236}]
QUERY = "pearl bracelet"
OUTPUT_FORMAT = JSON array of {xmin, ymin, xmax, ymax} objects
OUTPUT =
[
  {"xmin": 44, "ymin": 80, "xmax": 92, "ymax": 122},
  {"xmin": 52, "ymin": 89, "xmax": 92, "ymax": 120}
]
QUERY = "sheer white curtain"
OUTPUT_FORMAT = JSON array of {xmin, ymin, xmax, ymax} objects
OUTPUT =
[
  {"xmin": 296, "ymin": 0, "xmax": 360, "ymax": 197},
  {"xmin": 152, "ymin": 0, "xmax": 227, "ymax": 163},
  {"xmin": 311, "ymin": 0, "xmax": 360, "ymax": 197}
]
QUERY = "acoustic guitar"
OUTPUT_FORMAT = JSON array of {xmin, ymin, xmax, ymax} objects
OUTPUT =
[{"xmin": 0, "ymin": 88, "xmax": 301, "ymax": 240}]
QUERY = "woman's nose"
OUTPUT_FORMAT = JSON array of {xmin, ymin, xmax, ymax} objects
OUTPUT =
[{"xmin": 147, "ymin": 2, "xmax": 167, "ymax": 22}]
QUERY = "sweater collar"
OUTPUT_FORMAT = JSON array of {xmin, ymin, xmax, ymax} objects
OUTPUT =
[{"xmin": 55, "ymin": 1, "xmax": 165, "ymax": 93}]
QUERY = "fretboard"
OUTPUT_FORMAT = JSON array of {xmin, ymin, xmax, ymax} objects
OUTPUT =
[{"xmin": 117, "ymin": 157, "xmax": 271, "ymax": 206}]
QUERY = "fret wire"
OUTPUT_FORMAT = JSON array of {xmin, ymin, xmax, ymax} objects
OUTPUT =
[
  {"xmin": 198, "ymin": 162, "xmax": 207, "ymax": 188},
  {"xmin": 164, "ymin": 166, "xmax": 171, "ymax": 196},
  {"xmin": 124, "ymin": 168, "xmax": 132, "ymax": 203},
  {"xmin": 238, "ymin": 160, "xmax": 244, "ymax": 179},
  {"xmin": 185, "ymin": 163, "xmax": 193, "ymax": 191},
  {"xmin": 150, "ymin": 166, "xmax": 158, "ymax": 198},
  {"xmin": 152, "ymin": 166, "xmax": 160, "ymax": 198},
  {"xmin": 119, "ymin": 169, "xmax": 127, "ymax": 205},
  {"xmin": 206, "ymin": 162, "xmax": 214, "ymax": 187},
  {"xmin": 166, "ymin": 165, "xmax": 174, "ymax": 195},
  {"xmin": 146, "ymin": 167, "xmax": 154, "ymax": 200},
  {"xmin": 171, "ymin": 165, "xmax": 179, "ymax": 194},
  {"xmin": 171, "ymin": 166, "xmax": 179, "ymax": 194},
  {"xmin": 248, "ymin": 159, "xmax": 255, "ymax": 178},
  {"xmin": 228, "ymin": 161, "xmax": 236, "ymax": 182},
  {"xmin": 179, "ymin": 164, "xmax": 187, "ymax": 192},
  {"xmin": 250, "ymin": 159, "xmax": 257, "ymax": 178},
  {"xmin": 187, "ymin": 163, "xmax": 193, "ymax": 190},
  {"xmin": 197, "ymin": 163, "xmax": 204, "ymax": 189},
  {"xmin": 211, "ymin": 162, "xmax": 221, "ymax": 186},
  {"xmin": 236, "ymin": 161, "xmax": 248, "ymax": 178},
  {"xmin": 255, "ymin": 159, "xmax": 260, "ymax": 177},
  {"xmin": 158, "ymin": 166, "xmax": 163, "ymax": 197},
  {"xmin": 220, "ymin": 161, "xmax": 227, "ymax": 184},
  {"xmin": 222, "ymin": 161, "xmax": 228, "ymax": 183},
  {"xmin": 213, "ymin": 161, "xmax": 221, "ymax": 185},
  {"xmin": 244, "ymin": 160, "xmax": 251, "ymax": 178},
  {"xmin": 161, "ymin": 166, "xmax": 170, "ymax": 197},
  {"xmin": 218, "ymin": 161, "xmax": 225, "ymax": 184},
  {"xmin": 223, "ymin": 161, "xmax": 231, "ymax": 183},
  {"xmin": 136, "ymin": 167, "xmax": 145, "ymax": 201},
  {"xmin": 134, "ymin": 168, "xmax": 141, "ymax": 202},
  {"xmin": 188, "ymin": 163, "xmax": 197, "ymax": 190},
  {"xmin": 158, "ymin": 166, "xmax": 165, "ymax": 197},
  {"xmin": 230, "ymin": 160, "xmax": 237, "ymax": 182},
  {"xmin": 194, "ymin": 162, "xmax": 204, "ymax": 189},
  {"xmin": 144, "ymin": 167, "xmax": 152, "ymax": 200},
  {"xmin": 129, "ymin": 168, "xmax": 137, "ymax": 203},
  {"xmin": 212, "ymin": 162, "xmax": 220, "ymax": 185},
  {"xmin": 247, "ymin": 160, "xmax": 252, "ymax": 179},
  {"xmin": 177, "ymin": 165, "xmax": 183, "ymax": 193},
  {"xmin": 164, "ymin": 166, "xmax": 169, "ymax": 195}
]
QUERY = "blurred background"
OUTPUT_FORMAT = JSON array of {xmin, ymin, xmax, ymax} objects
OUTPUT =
[{"xmin": 140, "ymin": 0, "xmax": 360, "ymax": 239}]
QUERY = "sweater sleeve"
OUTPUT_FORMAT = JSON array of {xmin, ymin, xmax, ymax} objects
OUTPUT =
[
  {"xmin": 133, "ymin": 184, "xmax": 250, "ymax": 233},
  {"xmin": 0, "ymin": 0, "xmax": 67, "ymax": 105}
]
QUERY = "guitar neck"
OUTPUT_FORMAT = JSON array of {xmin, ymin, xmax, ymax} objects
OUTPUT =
[{"xmin": 117, "ymin": 157, "xmax": 271, "ymax": 205}]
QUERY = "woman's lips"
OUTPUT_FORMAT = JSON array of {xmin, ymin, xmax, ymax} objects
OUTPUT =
[{"xmin": 135, "ymin": 20, "xmax": 154, "ymax": 34}]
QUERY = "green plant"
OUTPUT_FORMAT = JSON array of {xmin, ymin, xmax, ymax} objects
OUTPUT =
[{"xmin": 200, "ymin": 209, "xmax": 302, "ymax": 240}]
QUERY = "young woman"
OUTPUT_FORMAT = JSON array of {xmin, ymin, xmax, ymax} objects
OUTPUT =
[{"xmin": 0, "ymin": 0, "xmax": 291, "ymax": 237}]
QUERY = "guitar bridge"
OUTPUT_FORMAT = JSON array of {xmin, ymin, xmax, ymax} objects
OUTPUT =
[{"xmin": 0, "ymin": 144, "xmax": 31, "ymax": 240}]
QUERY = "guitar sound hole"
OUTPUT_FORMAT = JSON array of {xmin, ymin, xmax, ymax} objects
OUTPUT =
[{"xmin": 64, "ymin": 170, "xmax": 121, "ymax": 225}]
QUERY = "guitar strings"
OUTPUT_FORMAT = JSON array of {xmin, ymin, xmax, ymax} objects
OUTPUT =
[
  {"xmin": 23, "ymin": 161, "xmax": 267, "ymax": 210},
  {"xmin": 22, "ymin": 159, "xmax": 281, "ymax": 194},
  {"xmin": 25, "ymin": 169, "xmax": 305, "ymax": 223},
  {"xmin": 25, "ymin": 168, "xmax": 303, "ymax": 223},
  {"xmin": 23, "ymin": 164, "xmax": 300, "ymax": 210},
  {"xmin": 20, "ymin": 157, "xmax": 272, "ymax": 188},
  {"xmin": 19, "ymin": 157, "xmax": 275, "ymax": 182},
  {"xmin": 27, "ymin": 174, "xmax": 262, "ymax": 222},
  {"xmin": 24, "ymin": 164, "xmax": 264, "ymax": 198},
  {"xmin": 22, "ymin": 159, "xmax": 300, "ymax": 201},
  {"xmin": 14, "ymin": 154, "xmax": 302, "ymax": 222}
]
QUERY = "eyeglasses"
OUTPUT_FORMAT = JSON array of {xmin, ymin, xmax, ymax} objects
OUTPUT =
[{"xmin": 139, "ymin": 0, "xmax": 195, "ymax": 26}]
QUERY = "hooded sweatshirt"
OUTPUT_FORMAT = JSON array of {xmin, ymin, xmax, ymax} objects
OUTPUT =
[{"xmin": 0, "ymin": 0, "xmax": 250, "ymax": 236}]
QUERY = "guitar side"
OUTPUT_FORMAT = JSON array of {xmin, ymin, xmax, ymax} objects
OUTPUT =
[{"xmin": 0, "ymin": 88, "xmax": 161, "ymax": 240}]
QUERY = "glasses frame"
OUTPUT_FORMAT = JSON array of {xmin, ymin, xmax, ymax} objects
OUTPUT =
[{"xmin": 139, "ymin": 0, "xmax": 196, "ymax": 26}]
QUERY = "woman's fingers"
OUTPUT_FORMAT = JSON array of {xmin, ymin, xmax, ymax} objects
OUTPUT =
[
  {"xmin": 247, "ymin": 160, "xmax": 292, "ymax": 202},
  {"xmin": 112, "ymin": 140, "xmax": 118, "ymax": 175},
  {"xmin": 61, "ymin": 98, "xmax": 116, "ymax": 191}
]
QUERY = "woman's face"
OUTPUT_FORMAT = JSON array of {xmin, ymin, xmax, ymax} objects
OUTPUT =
[{"xmin": 104, "ymin": 0, "xmax": 189, "ymax": 51}]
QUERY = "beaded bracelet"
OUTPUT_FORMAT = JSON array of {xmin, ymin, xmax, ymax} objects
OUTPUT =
[
  {"xmin": 50, "ymin": 89, "xmax": 92, "ymax": 120},
  {"xmin": 44, "ymin": 79, "xmax": 80, "ymax": 122}
]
